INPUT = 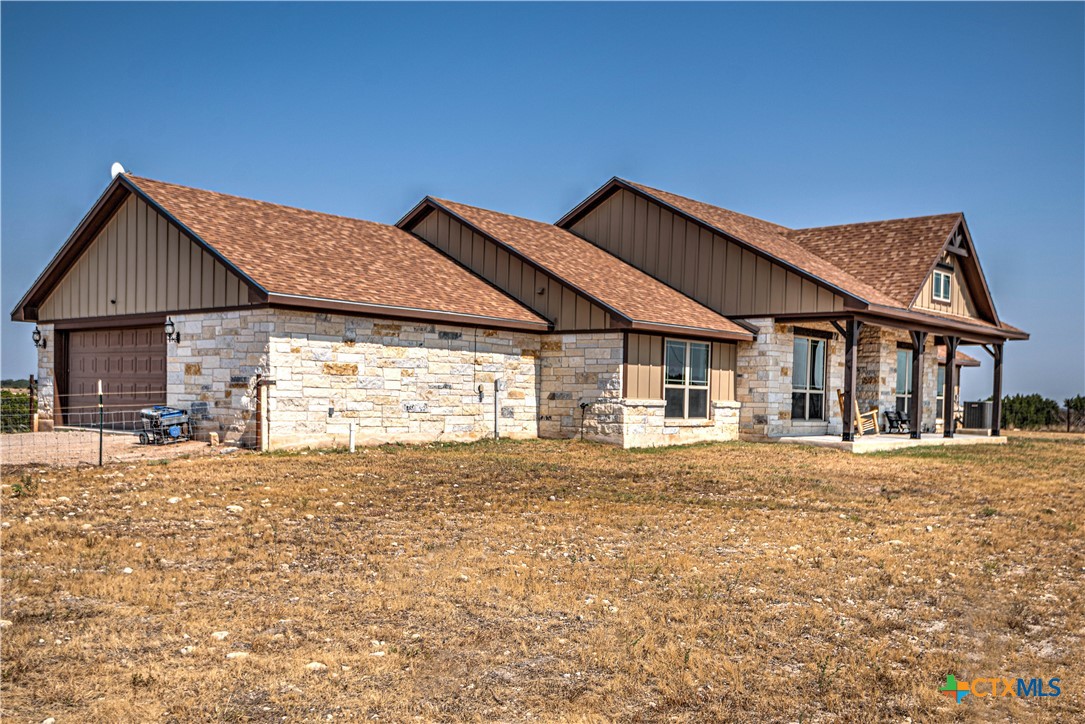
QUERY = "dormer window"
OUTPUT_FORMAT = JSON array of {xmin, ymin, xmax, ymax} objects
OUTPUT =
[{"xmin": 932, "ymin": 269, "xmax": 952, "ymax": 303}]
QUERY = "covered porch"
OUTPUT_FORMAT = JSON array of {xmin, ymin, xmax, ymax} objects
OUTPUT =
[
  {"xmin": 777, "ymin": 431, "xmax": 1008, "ymax": 454},
  {"xmin": 773, "ymin": 306, "xmax": 1026, "ymax": 445}
]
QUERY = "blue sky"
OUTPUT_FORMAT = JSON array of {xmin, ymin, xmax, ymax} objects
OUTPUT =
[{"xmin": 2, "ymin": 2, "xmax": 1082, "ymax": 400}]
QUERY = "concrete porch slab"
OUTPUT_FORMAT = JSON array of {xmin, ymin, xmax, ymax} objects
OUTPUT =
[{"xmin": 774, "ymin": 433, "xmax": 1008, "ymax": 454}]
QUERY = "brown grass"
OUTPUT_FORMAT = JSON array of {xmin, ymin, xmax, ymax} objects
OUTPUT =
[{"xmin": 1, "ymin": 436, "xmax": 1081, "ymax": 722}]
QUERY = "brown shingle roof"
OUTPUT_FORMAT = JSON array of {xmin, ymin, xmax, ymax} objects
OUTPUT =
[
  {"xmin": 125, "ymin": 176, "xmax": 548, "ymax": 329},
  {"xmin": 620, "ymin": 180, "xmax": 901, "ymax": 307},
  {"xmin": 430, "ymin": 198, "xmax": 753, "ymax": 339},
  {"xmin": 786, "ymin": 214, "xmax": 962, "ymax": 307},
  {"xmin": 936, "ymin": 345, "xmax": 981, "ymax": 367}
]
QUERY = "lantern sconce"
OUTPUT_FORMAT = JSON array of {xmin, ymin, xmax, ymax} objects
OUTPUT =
[
  {"xmin": 164, "ymin": 317, "xmax": 181, "ymax": 343},
  {"xmin": 32, "ymin": 326, "xmax": 47, "ymax": 349}
]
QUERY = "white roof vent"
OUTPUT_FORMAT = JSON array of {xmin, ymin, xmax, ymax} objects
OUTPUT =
[{"xmin": 110, "ymin": 162, "xmax": 126, "ymax": 179}]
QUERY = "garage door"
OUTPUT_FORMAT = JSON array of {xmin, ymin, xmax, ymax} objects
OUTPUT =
[{"xmin": 66, "ymin": 326, "xmax": 166, "ymax": 429}]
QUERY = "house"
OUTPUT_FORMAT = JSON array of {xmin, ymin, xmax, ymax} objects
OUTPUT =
[{"xmin": 12, "ymin": 172, "xmax": 1027, "ymax": 449}]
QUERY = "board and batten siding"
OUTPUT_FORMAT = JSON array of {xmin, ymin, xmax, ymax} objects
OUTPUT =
[
  {"xmin": 570, "ymin": 189, "xmax": 845, "ymax": 317},
  {"xmin": 913, "ymin": 260, "xmax": 979, "ymax": 319},
  {"xmin": 38, "ymin": 195, "xmax": 251, "ymax": 321},
  {"xmin": 411, "ymin": 208, "xmax": 612, "ymax": 331},
  {"xmin": 625, "ymin": 333, "xmax": 736, "ymax": 402}
]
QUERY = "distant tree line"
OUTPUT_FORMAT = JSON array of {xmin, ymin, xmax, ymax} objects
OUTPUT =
[
  {"xmin": 999, "ymin": 394, "xmax": 1085, "ymax": 431},
  {"xmin": 1, "ymin": 378, "xmax": 30, "ymax": 389}
]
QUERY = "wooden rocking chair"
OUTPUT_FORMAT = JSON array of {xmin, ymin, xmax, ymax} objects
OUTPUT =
[{"xmin": 837, "ymin": 389, "xmax": 880, "ymax": 436}]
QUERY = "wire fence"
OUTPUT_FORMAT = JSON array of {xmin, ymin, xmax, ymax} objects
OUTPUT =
[{"xmin": 0, "ymin": 384, "xmax": 242, "ymax": 468}]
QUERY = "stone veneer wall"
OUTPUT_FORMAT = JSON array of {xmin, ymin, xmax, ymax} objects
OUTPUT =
[
  {"xmin": 856, "ymin": 326, "xmax": 938, "ymax": 433},
  {"xmin": 265, "ymin": 310, "xmax": 540, "ymax": 449},
  {"xmin": 620, "ymin": 399, "xmax": 741, "ymax": 448},
  {"xmin": 43, "ymin": 309, "xmax": 745, "ymax": 450},
  {"xmin": 169, "ymin": 310, "xmax": 276, "ymax": 446},
  {"xmin": 33, "ymin": 323, "xmax": 57, "ymax": 431},
  {"xmin": 735, "ymin": 318, "xmax": 845, "ymax": 439},
  {"xmin": 537, "ymin": 332, "xmax": 624, "ymax": 442}
]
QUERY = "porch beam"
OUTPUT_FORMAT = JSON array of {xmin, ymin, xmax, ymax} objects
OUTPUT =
[
  {"xmin": 991, "ymin": 343, "xmax": 1004, "ymax": 437},
  {"xmin": 841, "ymin": 319, "xmax": 863, "ymax": 442},
  {"xmin": 943, "ymin": 335, "xmax": 960, "ymax": 438},
  {"xmin": 909, "ymin": 331, "xmax": 928, "ymax": 439}
]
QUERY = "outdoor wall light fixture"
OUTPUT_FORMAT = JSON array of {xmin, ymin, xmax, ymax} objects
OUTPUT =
[
  {"xmin": 32, "ymin": 326, "xmax": 46, "ymax": 349},
  {"xmin": 164, "ymin": 317, "xmax": 181, "ymax": 343}
]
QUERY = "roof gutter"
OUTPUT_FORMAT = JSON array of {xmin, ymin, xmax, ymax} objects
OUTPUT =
[{"xmin": 266, "ymin": 292, "xmax": 552, "ymax": 333}]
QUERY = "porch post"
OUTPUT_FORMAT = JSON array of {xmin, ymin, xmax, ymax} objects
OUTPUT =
[
  {"xmin": 991, "ymin": 343, "xmax": 1004, "ymax": 436},
  {"xmin": 943, "ymin": 336, "xmax": 959, "ymax": 438},
  {"xmin": 909, "ymin": 331, "xmax": 928, "ymax": 439},
  {"xmin": 841, "ymin": 319, "xmax": 861, "ymax": 442}
]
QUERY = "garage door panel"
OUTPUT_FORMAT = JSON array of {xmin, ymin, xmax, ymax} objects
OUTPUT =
[{"xmin": 66, "ymin": 325, "xmax": 166, "ymax": 429}]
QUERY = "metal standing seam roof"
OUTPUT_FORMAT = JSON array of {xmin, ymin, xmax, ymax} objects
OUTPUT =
[
  {"xmin": 125, "ymin": 176, "xmax": 549, "ymax": 329},
  {"xmin": 428, "ymin": 198, "xmax": 754, "ymax": 339}
]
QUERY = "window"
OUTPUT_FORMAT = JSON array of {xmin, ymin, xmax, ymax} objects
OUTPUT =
[
  {"xmin": 791, "ymin": 337, "xmax": 826, "ymax": 420},
  {"xmin": 932, "ymin": 270, "xmax": 952, "ymax": 303},
  {"xmin": 936, "ymin": 364, "xmax": 946, "ymax": 412},
  {"xmin": 896, "ymin": 349, "xmax": 913, "ymax": 413},
  {"xmin": 664, "ymin": 340, "xmax": 709, "ymax": 419}
]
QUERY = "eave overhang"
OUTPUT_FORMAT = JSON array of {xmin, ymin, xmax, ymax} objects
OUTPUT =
[
  {"xmin": 266, "ymin": 293, "xmax": 552, "ymax": 333},
  {"xmin": 761, "ymin": 306, "xmax": 1028, "ymax": 344}
]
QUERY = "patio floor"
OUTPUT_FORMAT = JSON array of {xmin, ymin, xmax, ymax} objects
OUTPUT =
[{"xmin": 774, "ymin": 432, "xmax": 1007, "ymax": 454}]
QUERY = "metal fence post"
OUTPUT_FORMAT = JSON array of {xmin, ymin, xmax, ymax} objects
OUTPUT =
[{"xmin": 98, "ymin": 379, "xmax": 104, "ymax": 466}]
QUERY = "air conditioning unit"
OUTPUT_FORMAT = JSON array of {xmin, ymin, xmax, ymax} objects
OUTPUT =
[{"xmin": 963, "ymin": 401, "xmax": 993, "ymax": 429}]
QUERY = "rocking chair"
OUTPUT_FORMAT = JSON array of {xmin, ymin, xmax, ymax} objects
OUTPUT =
[{"xmin": 837, "ymin": 389, "xmax": 880, "ymax": 436}]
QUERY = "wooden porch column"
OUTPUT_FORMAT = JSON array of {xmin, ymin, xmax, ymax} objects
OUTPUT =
[
  {"xmin": 909, "ymin": 331, "xmax": 928, "ymax": 439},
  {"xmin": 840, "ymin": 319, "xmax": 862, "ymax": 442},
  {"xmin": 991, "ymin": 343, "xmax": 1004, "ymax": 436},
  {"xmin": 943, "ymin": 336, "xmax": 959, "ymax": 438}
]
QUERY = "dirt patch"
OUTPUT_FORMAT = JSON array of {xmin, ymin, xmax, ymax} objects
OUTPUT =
[
  {"xmin": 1, "ymin": 430, "xmax": 217, "ymax": 467},
  {"xmin": 1, "ymin": 435, "xmax": 1081, "ymax": 721}
]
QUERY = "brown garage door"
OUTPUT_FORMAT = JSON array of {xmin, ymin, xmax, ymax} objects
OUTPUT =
[{"xmin": 66, "ymin": 326, "xmax": 166, "ymax": 429}]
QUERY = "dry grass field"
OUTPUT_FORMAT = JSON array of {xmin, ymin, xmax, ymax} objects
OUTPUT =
[{"xmin": 1, "ymin": 435, "xmax": 1082, "ymax": 722}]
